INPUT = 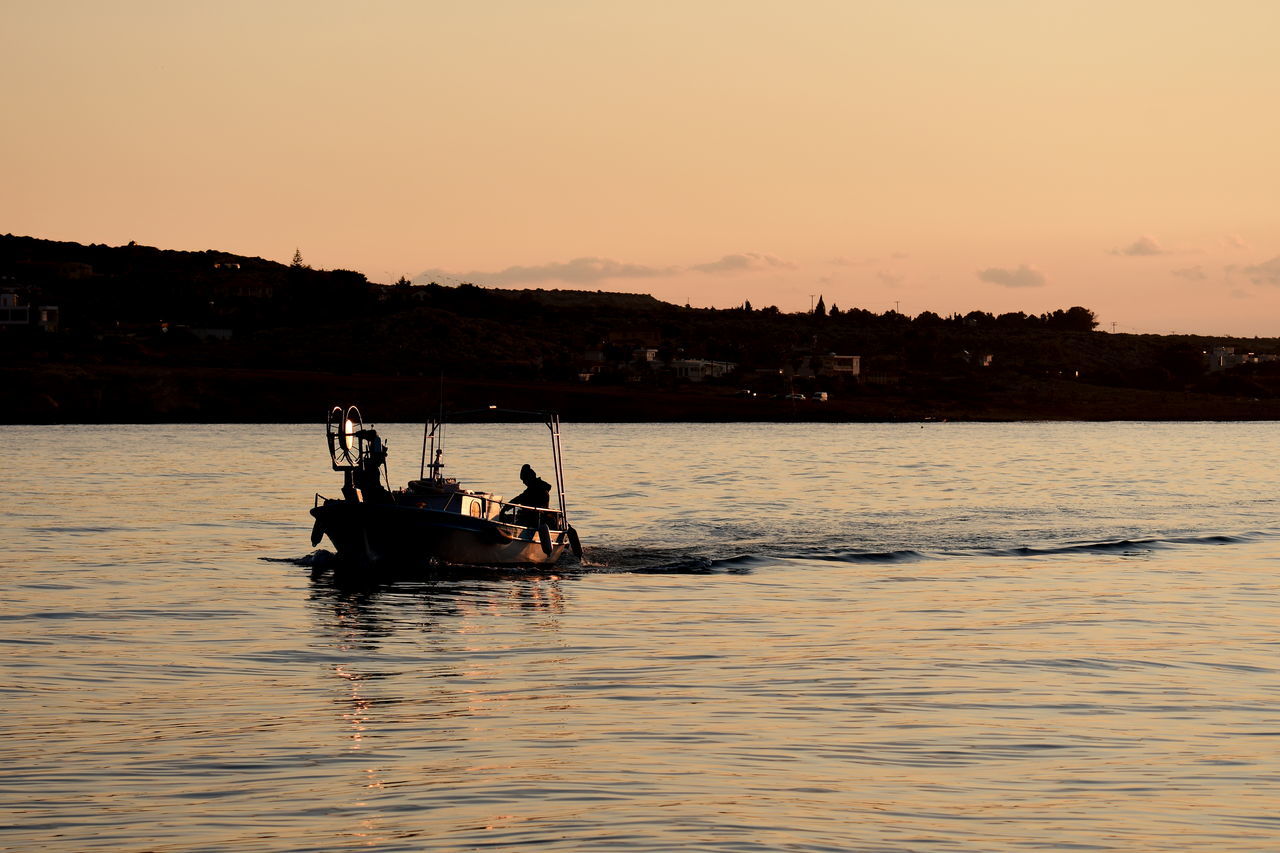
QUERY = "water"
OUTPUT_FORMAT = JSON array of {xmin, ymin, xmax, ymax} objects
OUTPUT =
[{"xmin": 3, "ymin": 421, "xmax": 1280, "ymax": 851}]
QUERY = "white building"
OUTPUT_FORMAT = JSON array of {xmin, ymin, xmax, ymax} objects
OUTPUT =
[
  {"xmin": 671, "ymin": 359, "xmax": 737, "ymax": 382},
  {"xmin": 0, "ymin": 292, "xmax": 29, "ymax": 326},
  {"xmin": 1207, "ymin": 346, "xmax": 1279, "ymax": 371},
  {"xmin": 817, "ymin": 354, "xmax": 861, "ymax": 377}
]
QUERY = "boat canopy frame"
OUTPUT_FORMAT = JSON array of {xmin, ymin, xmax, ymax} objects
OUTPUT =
[{"xmin": 419, "ymin": 408, "xmax": 570, "ymax": 528}]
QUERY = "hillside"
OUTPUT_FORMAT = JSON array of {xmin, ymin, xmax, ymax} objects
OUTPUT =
[{"xmin": 4, "ymin": 235, "xmax": 1280, "ymax": 423}]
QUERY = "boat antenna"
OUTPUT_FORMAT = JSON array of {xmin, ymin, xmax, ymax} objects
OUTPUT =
[{"xmin": 421, "ymin": 371, "xmax": 445, "ymax": 480}]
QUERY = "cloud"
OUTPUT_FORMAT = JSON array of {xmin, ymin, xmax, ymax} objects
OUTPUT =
[
  {"xmin": 414, "ymin": 251, "xmax": 796, "ymax": 287},
  {"xmin": 877, "ymin": 271, "xmax": 904, "ymax": 287},
  {"xmin": 688, "ymin": 253, "xmax": 796, "ymax": 274},
  {"xmin": 1242, "ymin": 256, "xmax": 1280, "ymax": 286},
  {"xmin": 977, "ymin": 264, "xmax": 1046, "ymax": 288},
  {"xmin": 1112, "ymin": 235, "xmax": 1168, "ymax": 256},
  {"xmin": 1171, "ymin": 265, "xmax": 1206, "ymax": 281},
  {"xmin": 414, "ymin": 256, "xmax": 677, "ymax": 286},
  {"xmin": 1224, "ymin": 234, "xmax": 1249, "ymax": 250}
]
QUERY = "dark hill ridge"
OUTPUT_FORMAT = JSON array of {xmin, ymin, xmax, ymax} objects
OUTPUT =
[
  {"xmin": 3, "ymin": 234, "xmax": 1279, "ymax": 423},
  {"xmin": 0, "ymin": 234, "xmax": 668, "ymax": 308}
]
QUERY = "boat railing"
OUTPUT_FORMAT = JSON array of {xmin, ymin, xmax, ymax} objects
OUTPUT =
[
  {"xmin": 397, "ymin": 487, "xmax": 562, "ymax": 529},
  {"xmin": 420, "ymin": 408, "xmax": 571, "ymax": 530},
  {"xmin": 496, "ymin": 499, "xmax": 565, "ymax": 530}
]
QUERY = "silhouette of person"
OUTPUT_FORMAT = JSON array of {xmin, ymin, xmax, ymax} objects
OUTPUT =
[
  {"xmin": 352, "ymin": 431, "xmax": 392, "ymax": 502},
  {"xmin": 511, "ymin": 463, "xmax": 551, "ymax": 513}
]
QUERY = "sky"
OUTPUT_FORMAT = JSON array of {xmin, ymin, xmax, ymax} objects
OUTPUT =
[{"xmin": 4, "ymin": 0, "xmax": 1280, "ymax": 335}]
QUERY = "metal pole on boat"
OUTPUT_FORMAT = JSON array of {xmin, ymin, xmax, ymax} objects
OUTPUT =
[
  {"xmin": 423, "ymin": 374, "xmax": 445, "ymax": 480},
  {"xmin": 548, "ymin": 412, "xmax": 568, "ymax": 524},
  {"xmin": 423, "ymin": 418, "xmax": 443, "ymax": 481},
  {"xmin": 427, "ymin": 417, "xmax": 437, "ymax": 479}
]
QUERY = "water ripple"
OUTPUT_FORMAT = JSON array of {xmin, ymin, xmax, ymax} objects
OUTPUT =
[{"xmin": 5, "ymin": 422, "xmax": 1280, "ymax": 852}]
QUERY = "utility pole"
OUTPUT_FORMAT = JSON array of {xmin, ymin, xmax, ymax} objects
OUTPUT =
[
  {"xmin": 1111, "ymin": 321, "xmax": 1117, "ymax": 333},
  {"xmin": 809, "ymin": 294, "xmax": 816, "ymax": 313},
  {"xmin": 894, "ymin": 300, "xmax": 901, "ymax": 313}
]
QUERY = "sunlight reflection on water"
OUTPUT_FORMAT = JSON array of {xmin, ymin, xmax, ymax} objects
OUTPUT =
[{"xmin": 3, "ymin": 422, "xmax": 1280, "ymax": 851}]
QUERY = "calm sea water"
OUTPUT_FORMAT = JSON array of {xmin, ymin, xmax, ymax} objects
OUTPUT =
[{"xmin": 4, "ymin": 421, "xmax": 1280, "ymax": 852}]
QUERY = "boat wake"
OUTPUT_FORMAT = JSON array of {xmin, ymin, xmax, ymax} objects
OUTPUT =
[
  {"xmin": 268, "ymin": 531, "xmax": 1274, "ymax": 579},
  {"xmin": 978, "ymin": 531, "xmax": 1263, "ymax": 558},
  {"xmin": 580, "ymin": 547, "xmax": 762, "ymax": 574},
  {"xmin": 581, "ymin": 531, "xmax": 1272, "ymax": 572},
  {"xmin": 575, "ymin": 530, "xmax": 1273, "ymax": 570},
  {"xmin": 263, "ymin": 552, "xmax": 333, "ymax": 567}
]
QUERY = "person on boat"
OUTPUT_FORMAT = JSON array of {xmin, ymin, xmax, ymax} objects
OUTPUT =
[
  {"xmin": 351, "ymin": 431, "xmax": 392, "ymax": 503},
  {"xmin": 512, "ymin": 464, "xmax": 551, "ymax": 507},
  {"xmin": 511, "ymin": 463, "xmax": 552, "ymax": 523}
]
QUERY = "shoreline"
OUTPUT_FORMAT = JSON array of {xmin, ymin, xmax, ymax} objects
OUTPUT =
[{"xmin": 8, "ymin": 363, "xmax": 1280, "ymax": 425}]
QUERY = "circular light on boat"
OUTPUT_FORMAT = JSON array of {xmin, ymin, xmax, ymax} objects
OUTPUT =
[{"xmin": 343, "ymin": 418, "xmax": 358, "ymax": 451}]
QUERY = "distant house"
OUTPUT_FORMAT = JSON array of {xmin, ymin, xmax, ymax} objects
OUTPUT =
[
  {"xmin": 1207, "ymin": 346, "xmax": 1280, "ymax": 371},
  {"xmin": 1208, "ymin": 347, "xmax": 1239, "ymax": 371},
  {"xmin": 816, "ymin": 354, "xmax": 861, "ymax": 378},
  {"xmin": 671, "ymin": 359, "xmax": 737, "ymax": 382},
  {"xmin": 0, "ymin": 292, "xmax": 30, "ymax": 326},
  {"xmin": 36, "ymin": 304, "xmax": 59, "ymax": 332},
  {"xmin": 0, "ymin": 291, "xmax": 58, "ymax": 331}
]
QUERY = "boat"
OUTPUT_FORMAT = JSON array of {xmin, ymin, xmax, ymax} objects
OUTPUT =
[{"xmin": 309, "ymin": 405, "xmax": 583, "ymax": 569}]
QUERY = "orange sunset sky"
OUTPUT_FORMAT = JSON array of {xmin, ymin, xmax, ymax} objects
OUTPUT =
[{"xmin": 4, "ymin": 1, "xmax": 1279, "ymax": 335}]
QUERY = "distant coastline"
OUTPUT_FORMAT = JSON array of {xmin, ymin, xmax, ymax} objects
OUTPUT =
[
  {"xmin": 9, "ymin": 364, "xmax": 1280, "ymax": 424},
  {"xmin": 5, "ymin": 234, "xmax": 1280, "ymax": 425}
]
